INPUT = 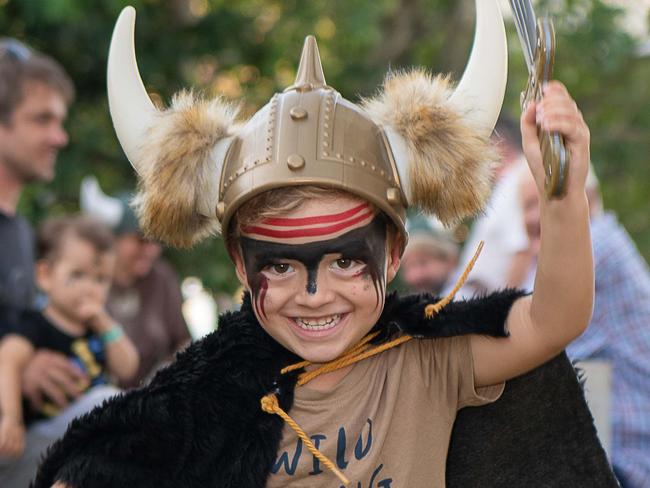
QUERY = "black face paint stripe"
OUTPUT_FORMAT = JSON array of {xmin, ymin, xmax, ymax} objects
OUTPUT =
[
  {"xmin": 240, "ymin": 215, "xmax": 388, "ymax": 307},
  {"xmin": 306, "ymin": 268, "xmax": 318, "ymax": 295}
]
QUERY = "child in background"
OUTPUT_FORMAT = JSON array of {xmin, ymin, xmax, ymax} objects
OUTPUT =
[{"xmin": 0, "ymin": 216, "xmax": 139, "ymax": 457}]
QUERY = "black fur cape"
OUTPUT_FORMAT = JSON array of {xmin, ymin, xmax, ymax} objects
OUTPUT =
[{"xmin": 33, "ymin": 291, "xmax": 617, "ymax": 487}]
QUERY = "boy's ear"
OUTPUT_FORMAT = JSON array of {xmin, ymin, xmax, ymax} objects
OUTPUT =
[
  {"xmin": 385, "ymin": 234, "xmax": 403, "ymax": 285},
  {"xmin": 35, "ymin": 260, "xmax": 52, "ymax": 293},
  {"xmin": 230, "ymin": 246, "xmax": 250, "ymax": 289}
]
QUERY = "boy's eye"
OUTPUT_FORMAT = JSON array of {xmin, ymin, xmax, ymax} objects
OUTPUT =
[
  {"xmin": 262, "ymin": 262, "xmax": 295, "ymax": 277},
  {"xmin": 272, "ymin": 263, "xmax": 291, "ymax": 274},
  {"xmin": 331, "ymin": 258, "xmax": 365, "ymax": 274},
  {"xmin": 96, "ymin": 275, "xmax": 111, "ymax": 284},
  {"xmin": 70, "ymin": 270, "xmax": 84, "ymax": 280},
  {"xmin": 336, "ymin": 259, "xmax": 353, "ymax": 269}
]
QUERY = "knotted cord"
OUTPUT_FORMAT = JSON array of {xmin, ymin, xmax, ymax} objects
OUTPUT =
[{"xmin": 260, "ymin": 393, "xmax": 349, "ymax": 485}]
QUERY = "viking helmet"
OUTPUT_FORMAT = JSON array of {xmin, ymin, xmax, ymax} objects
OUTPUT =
[{"xmin": 107, "ymin": 1, "xmax": 507, "ymax": 248}]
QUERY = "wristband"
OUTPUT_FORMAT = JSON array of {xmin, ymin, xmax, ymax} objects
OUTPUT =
[{"xmin": 100, "ymin": 324, "xmax": 124, "ymax": 344}]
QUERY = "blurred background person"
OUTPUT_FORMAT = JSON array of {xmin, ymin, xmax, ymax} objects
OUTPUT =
[
  {"xmin": 81, "ymin": 177, "xmax": 191, "ymax": 388},
  {"xmin": 0, "ymin": 38, "xmax": 105, "ymax": 486},
  {"xmin": 450, "ymin": 116, "xmax": 530, "ymax": 298},
  {"xmin": 508, "ymin": 166, "xmax": 650, "ymax": 488},
  {"xmin": 400, "ymin": 214, "xmax": 459, "ymax": 295},
  {"xmin": 0, "ymin": 216, "xmax": 138, "ymax": 459},
  {"xmin": 0, "ymin": 37, "xmax": 71, "ymax": 325}
]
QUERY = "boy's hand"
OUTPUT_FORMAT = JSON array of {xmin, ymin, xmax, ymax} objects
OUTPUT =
[
  {"xmin": 0, "ymin": 416, "xmax": 25, "ymax": 458},
  {"xmin": 521, "ymin": 81, "xmax": 590, "ymax": 198},
  {"xmin": 79, "ymin": 301, "xmax": 114, "ymax": 334}
]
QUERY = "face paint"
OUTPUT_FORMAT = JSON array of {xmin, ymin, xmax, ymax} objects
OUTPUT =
[
  {"xmin": 240, "ymin": 215, "xmax": 388, "ymax": 315},
  {"xmin": 241, "ymin": 202, "xmax": 374, "ymax": 243},
  {"xmin": 258, "ymin": 275, "xmax": 269, "ymax": 319}
]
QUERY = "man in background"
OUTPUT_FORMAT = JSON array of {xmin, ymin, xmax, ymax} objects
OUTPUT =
[
  {"xmin": 400, "ymin": 214, "xmax": 459, "ymax": 295},
  {"xmin": 509, "ymin": 167, "xmax": 650, "ymax": 488},
  {"xmin": 450, "ymin": 117, "xmax": 530, "ymax": 298},
  {"xmin": 0, "ymin": 38, "xmax": 71, "ymax": 323},
  {"xmin": 0, "ymin": 38, "xmax": 113, "ymax": 486}
]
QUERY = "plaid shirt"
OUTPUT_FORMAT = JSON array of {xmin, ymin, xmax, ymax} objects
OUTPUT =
[{"xmin": 567, "ymin": 212, "xmax": 650, "ymax": 488}]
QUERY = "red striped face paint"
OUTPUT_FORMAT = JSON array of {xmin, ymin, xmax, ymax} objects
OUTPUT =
[
  {"xmin": 256, "ymin": 275, "xmax": 268, "ymax": 319},
  {"xmin": 241, "ymin": 203, "xmax": 374, "ymax": 244}
]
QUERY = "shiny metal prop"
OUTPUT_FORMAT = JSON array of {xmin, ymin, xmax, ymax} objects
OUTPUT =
[{"xmin": 510, "ymin": 0, "xmax": 569, "ymax": 198}]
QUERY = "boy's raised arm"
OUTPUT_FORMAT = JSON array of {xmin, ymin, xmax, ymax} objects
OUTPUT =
[{"xmin": 471, "ymin": 81, "xmax": 594, "ymax": 387}]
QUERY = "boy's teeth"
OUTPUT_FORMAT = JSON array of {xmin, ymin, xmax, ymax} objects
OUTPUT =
[{"xmin": 295, "ymin": 314, "xmax": 342, "ymax": 331}]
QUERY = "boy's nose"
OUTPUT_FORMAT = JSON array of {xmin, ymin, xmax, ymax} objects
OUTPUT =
[{"xmin": 294, "ymin": 273, "xmax": 335, "ymax": 308}]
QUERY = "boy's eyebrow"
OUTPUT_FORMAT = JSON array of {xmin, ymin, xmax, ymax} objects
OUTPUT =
[{"xmin": 241, "ymin": 203, "xmax": 375, "ymax": 241}]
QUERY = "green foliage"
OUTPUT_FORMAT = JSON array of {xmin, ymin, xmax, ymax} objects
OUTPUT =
[{"xmin": 2, "ymin": 0, "xmax": 649, "ymax": 293}]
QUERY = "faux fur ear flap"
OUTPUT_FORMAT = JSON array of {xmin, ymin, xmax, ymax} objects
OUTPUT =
[
  {"xmin": 132, "ymin": 91, "xmax": 238, "ymax": 248},
  {"xmin": 362, "ymin": 69, "xmax": 498, "ymax": 225}
]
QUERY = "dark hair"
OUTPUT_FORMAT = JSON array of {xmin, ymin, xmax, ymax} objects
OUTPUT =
[
  {"xmin": 0, "ymin": 38, "xmax": 74, "ymax": 123},
  {"xmin": 37, "ymin": 216, "xmax": 114, "ymax": 261}
]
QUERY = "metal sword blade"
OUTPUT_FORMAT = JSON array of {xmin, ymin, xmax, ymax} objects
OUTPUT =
[
  {"xmin": 522, "ymin": 0, "xmax": 539, "ymax": 52},
  {"xmin": 508, "ymin": 0, "xmax": 536, "ymax": 72}
]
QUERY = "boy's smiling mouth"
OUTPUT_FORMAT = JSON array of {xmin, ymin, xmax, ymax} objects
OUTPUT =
[
  {"xmin": 294, "ymin": 314, "xmax": 342, "ymax": 330},
  {"xmin": 289, "ymin": 313, "xmax": 349, "ymax": 337}
]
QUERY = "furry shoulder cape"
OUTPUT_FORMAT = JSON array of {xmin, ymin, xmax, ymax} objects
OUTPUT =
[{"xmin": 33, "ymin": 291, "xmax": 617, "ymax": 488}]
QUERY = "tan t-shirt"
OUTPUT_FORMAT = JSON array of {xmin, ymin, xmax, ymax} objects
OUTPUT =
[{"xmin": 266, "ymin": 336, "xmax": 503, "ymax": 488}]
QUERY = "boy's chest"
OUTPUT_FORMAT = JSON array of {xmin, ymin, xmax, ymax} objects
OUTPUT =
[{"xmin": 266, "ymin": 352, "xmax": 455, "ymax": 488}]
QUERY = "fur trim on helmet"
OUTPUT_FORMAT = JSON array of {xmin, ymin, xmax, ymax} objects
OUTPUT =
[
  {"xmin": 362, "ymin": 69, "xmax": 497, "ymax": 225},
  {"xmin": 132, "ymin": 91, "xmax": 238, "ymax": 248}
]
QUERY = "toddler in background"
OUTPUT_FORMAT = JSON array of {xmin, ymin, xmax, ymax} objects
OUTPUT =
[{"xmin": 0, "ymin": 216, "xmax": 139, "ymax": 457}]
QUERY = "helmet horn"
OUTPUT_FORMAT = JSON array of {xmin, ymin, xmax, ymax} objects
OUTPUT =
[
  {"xmin": 107, "ymin": 6, "xmax": 159, "ymax": 173},
  {"xmin": 448, "ymin": 0, "xmax": 507, "ymax": 136}
]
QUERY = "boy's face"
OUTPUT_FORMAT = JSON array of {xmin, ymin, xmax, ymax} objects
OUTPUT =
[
  {"xmin": 37, "ymin": 234, "xmax": 116, "ymax": 325},
  {"xmin": 234, "ymin": 197, "xmax": 400, "ymax": 364}
]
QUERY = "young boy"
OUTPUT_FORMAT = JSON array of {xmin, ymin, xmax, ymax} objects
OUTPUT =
[
  {"xmin": 0, "ymin": 216, "xmax": 139, "ymax": 458},
  {"xmin": 36, "ymin": 4, "xmax": 617, "ymax": 487}
]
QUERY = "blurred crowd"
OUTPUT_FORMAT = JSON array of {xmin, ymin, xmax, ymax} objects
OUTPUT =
[
  {"xmin": 0, "ymin": 38, "xmax": 648, "ymax": 488},
  {"xmin": 0, "ymin": 39, "xmax": 192, "ymax": 485}
]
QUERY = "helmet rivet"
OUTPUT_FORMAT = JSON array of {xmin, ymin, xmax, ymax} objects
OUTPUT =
[
  {"xmin": 289, "ymin": 107, "xmax": 308, "ymax": 121},
  {"xmin": 287, "ymin": 154, "xmax": 305, "ymax": 170},
  {"xmin": 386, "ymin": 187, "xmax": 401, "ymax": 205},
  {"xmin": 216, "ymin": 201, "xmax": 226, "ymax": 220}
]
